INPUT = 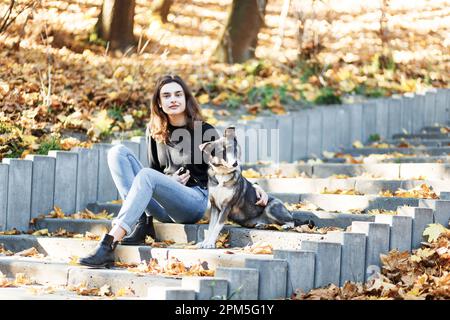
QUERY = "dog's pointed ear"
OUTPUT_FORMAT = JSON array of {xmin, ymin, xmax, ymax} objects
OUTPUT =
[
  {"xmin": 224, "ymin": 127, "xmax": 236, "ymax": 139},
  {"xmin": 199, "ymin": 142, "xmax": 211, "ymax": 152}
]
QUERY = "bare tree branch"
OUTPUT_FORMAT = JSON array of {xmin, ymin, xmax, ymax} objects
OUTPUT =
[{"xmin": 0, "ymin": 0, "xmax": 40, "ymax": 35}]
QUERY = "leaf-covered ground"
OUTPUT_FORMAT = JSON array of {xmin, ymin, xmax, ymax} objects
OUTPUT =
[
  {"xmin": 0, "ymin": 0, "xmax": 449, "ymax": 159},
  {"xmin": 294, "ymin": 224, "xmax": 450, "ymax": 300}
]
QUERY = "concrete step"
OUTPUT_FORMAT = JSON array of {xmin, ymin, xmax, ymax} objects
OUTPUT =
[
  {"xmin": 297, "ymin": 193, "xmax": 424, "ymax": 211},
  {"xmin": 34, "ymin": 219, "xmax": 199, "ymax": 243},
  {"xmin": 250, "ymin": 178, "xmax": 450, "ymax": 195},
  {"xmin": 379, "ymin": 156, "xmax": 450, "ymax": 163},
  {"xmin": 340, "ymin": 146, "xmax": 450, "ymax": 156},
  {"xmin": 13, "ymin": 218, "xmax": 328, "ymax": 251},
  {"xmin": 385, "ymin": 138, "xmax": 450, "ymax": 147},
  {"xmin": 0, "ymin": 286, "xmax": 140, "ymax": 300},
  {"xmin": 391, "ymin": 133, "xmax": 449, "ymax": 140},
  {"xmin": 243, "ymin": 162, "xmax": 450, "ymax": 179},
  {"xmin": 0, "ymin": 256, "xmax": 182, "ymax": 297},
  {"xmin": 293, "ymin": 210, "xmax": 375, "ymax": 228},
  {"xmin": 420, "ymin": 126, "xmax": 449, "ymax": 134},
  {"xmin": 0, "ymin": 234, "xmax": 272, "ymax": 268}
]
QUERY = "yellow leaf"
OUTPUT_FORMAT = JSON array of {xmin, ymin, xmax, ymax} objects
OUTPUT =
[
  {"xmin": 211, "ymin": 92, "xmax": 229, "ymax": 105},
  {"xmin": 108, "ymin": 92, "xmax": 119, "ymax": 100},
  {"xmin": 22, "ymin": 135, "xmax": 37, "ymax": 145},
  {"xmin": 242, "ymin": 169, "xmax": 262, "ymax": 178},
  {"xmin": 423, "ymin": 224, "xmax": 448, "ymax": 243},
  {"xmin": 406, "ymin": 286, "xmax": 423, "ymax": 297},
  {"xmin": 197, "ymin": 94, "xmax": 210, "ymax": 104},
  {"xmin": 240, "ymin": 115, "xmax": 256, "ymax": 121},
  {"xmin": 90, "ymin": 110, "xmax": 114, "ymax": 137},
  {"xmin": 32, "ymin": 229, "xmax": 49, "ymax": 236},
  {"xmin": 0, "ymin": 228, "xmax": 21, "ymax": 235},
  {"xmin": 352, "ymin": 140, "xmax": 364, "ymax": 148},
  {"xmin": 14, "ymin": 273, "xmax": 32, "ymax": 285},
  {"xmin": 123, "ymin": 75, "xmax": 134, "ymax": 84},
  {"xmin": 116, "ymin": 287, "xmax": 134, "ymax": 297},
  {"xmin": 69, "ymin": 256, "xmax": 79, "ymax": 266},
  {"xmin": 113, "ymin": 66, "xmax": 127, "ymax": 79}
]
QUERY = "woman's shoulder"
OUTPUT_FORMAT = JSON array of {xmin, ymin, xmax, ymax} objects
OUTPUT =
[
  {"xmin": 202, "ymin": 121, "xmax": 219, "ymax": 132},
  {"xmin": 201, "ymin": 121, "xmax": 215, "ymax": 130}
]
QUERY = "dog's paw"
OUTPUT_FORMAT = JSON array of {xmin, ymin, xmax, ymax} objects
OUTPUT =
[
  {"xmin": 281, "ymin": 222, "xmax": 295, "ymax": 230},
  {"xmin": 254, "ymin": 223, "xmax": 268, "ymax": 230},
  {"xmin": 195, "ymin": 241, "xmax": 216, "ymax": 249}
]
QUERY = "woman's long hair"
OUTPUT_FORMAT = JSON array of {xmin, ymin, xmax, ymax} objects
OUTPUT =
[{"xmin": 149, "ymin": 75, "xmax": 204, "ymax": 143}]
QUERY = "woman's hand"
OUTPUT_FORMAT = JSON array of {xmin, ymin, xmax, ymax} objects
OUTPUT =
[
  {"xmin": 253, "ymin": 184, "xmax": 268, "ymax": 206},
  {"xmin": 171, "ymin": 168, "xmax": 190, "ymax": 185}
]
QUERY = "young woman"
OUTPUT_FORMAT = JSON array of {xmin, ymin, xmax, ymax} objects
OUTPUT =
[{"xmin": 79, "ymin": 75, "xmax": 269, "ymax": 268}]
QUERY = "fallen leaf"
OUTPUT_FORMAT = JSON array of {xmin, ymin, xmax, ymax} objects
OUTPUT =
[
  {"xmin": 14, "ymin": 273, "xmax": 33, "ymax": 285},
  {"xmin": 116, "ymin": 287, "xmax": 135, "ymax": 297},
  {"xmin": 15, "ymin": 247, "xmax": 44, "ymax": 258},
  {"xmin": 68, "ymin": 256, "xmax": 79, "ymax": 266},
  {"xmin": 423, "ymin": 224, "xmax": 448, "ymax": 243},
  {"xmin": 32, "ymin": 228, "xmax": 49, "ymax": 236}
]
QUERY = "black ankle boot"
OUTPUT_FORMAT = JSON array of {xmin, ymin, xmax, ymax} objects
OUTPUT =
[
  {"xmin": 120, "ymin": 213, "xmax": 157, "ymax": 245},
  {"xmin": 79, "ymin": 234, "xmax": 118, "ymax": 268}
]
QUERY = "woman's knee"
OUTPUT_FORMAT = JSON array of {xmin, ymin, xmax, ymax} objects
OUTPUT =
[
  {"xmin": 134, "ymin": 167, "xmax": 159, "ymax": 187},
  {"xmin": 107, "ymin": 144, "xmax": 130, "ymax": 164}
]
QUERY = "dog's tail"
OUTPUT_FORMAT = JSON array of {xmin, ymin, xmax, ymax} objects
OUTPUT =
[{"xmin": 263, "ymin": 198, "xmax": 293, "ymax": 224}]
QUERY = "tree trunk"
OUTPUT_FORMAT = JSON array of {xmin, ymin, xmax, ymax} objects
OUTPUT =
[
  {"xmin": 95, "ymin": 0, "xmax": 136, "ymax": 51},
  {"xmin": 154, "ymin": 0, "xmax": 173, "ymax": 23},
  {"xmin": 213, "ymin": 0, "xmax": 267, "ymax": 63}
]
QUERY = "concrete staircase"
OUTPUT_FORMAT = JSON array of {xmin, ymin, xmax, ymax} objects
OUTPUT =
[{"xmin": 2, "ymin": 123, "xmax": 450, "ymax": 299}]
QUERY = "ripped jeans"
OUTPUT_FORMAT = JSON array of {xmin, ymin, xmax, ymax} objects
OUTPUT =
[{"xmin": 107, "ymin": 144, "xmax": 208, "ymax": 235}]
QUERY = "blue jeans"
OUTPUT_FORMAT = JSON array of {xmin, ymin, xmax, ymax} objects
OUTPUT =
[{"xmin": 107, "ymin": 144, "xmax": 208, "ymax": 235}]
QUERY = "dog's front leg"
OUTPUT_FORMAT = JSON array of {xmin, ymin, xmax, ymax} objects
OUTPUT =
[
  {"xmin": 196, "ymin": 204, "xmax": 219, "ymax": 248},
  {"xmin": 198, "ymin": 207, "xmax": 230, "ymax": 249}
]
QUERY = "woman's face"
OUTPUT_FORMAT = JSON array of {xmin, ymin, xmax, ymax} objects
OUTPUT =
[{"xmin": 159, "ymin": 82, "xmax": 186, "ymax": 117}]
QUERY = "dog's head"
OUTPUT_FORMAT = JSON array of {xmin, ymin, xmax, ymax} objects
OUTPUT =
[{"xmin": 199, "ymin": 127, "xmax": 241, "ymax": 174}]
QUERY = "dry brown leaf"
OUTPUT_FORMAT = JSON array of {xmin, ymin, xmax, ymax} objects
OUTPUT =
[
  {"xmin": 14, "ymin": 273, "xmax": 33, "ymax": 286},
  {"xmin": 241, "ymin": 169, "xmax": 262, "ymax": 179},
  {"xmin": 321, "ymin": 187, "xmax": 363, "ymax": 195},
  {"xmin": 367, "ymin": 209, "xmax": 398, "ymax": 216},
  {"xmin": 0, "ymin": 229, "xmax": 21, "ymax": 236},
  {"xmin": 15, "ymin": 247, "xmax": 44, "ymax": 258},
  {"xmin": 379, "ymin": 184, "xmax": 439, "ymax": 199},
  {"xmin": 186, "ymin": 260, "xmax": 215, "ymax": 277},
  {"xmin": 241, "ymin": 241, "xmax": 273, "ymax": 255},
  {"xmin": 46, "ymin": 206, "xmax": 65, "ymax": 219},
  {"xmin": 31, "ymin": 228, "xmax": 49, "ymax": 236},
  {"xmin": 0, "ymin": 244, "xmax": 13, "ymax": 256},
  {"xmin": 84, "ymin": 232, "xmax": 100, "ymax": 241},
  {"xmin": 215, "ymin": 232, "xmax": 230, "ymax": 249}
]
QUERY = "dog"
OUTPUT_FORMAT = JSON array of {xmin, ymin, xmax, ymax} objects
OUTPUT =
[{"xmin": 196, "ymin": 126, "xmax": 296, "ymax": 249}]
